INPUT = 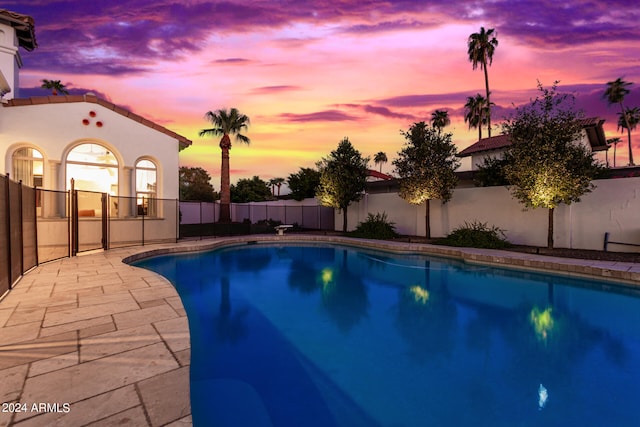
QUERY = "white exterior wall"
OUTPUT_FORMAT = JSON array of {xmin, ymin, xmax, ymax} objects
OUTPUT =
[
  {"xmin": 337, "ymin": 177, "xmax": 640, "ymax": 252},
  {"xmin": 0, "ymin": 22, "xmax": 20, "ymax": 98},
  {"xmin": 0, "ymin": 101, "xmax": 181, "ymax": 199}
]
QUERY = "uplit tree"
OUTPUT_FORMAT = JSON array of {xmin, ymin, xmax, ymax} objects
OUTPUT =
[
  {"xmin": 393, "ymin": 122, "xmax": 460, "ymax": 239},
  {"xmin": 179, "ymin": 166, "xmax": 217, "ymax": 202},
  {"xmin": 199, "ymin": 108, "xmax": 250, "ymax": 222},
  {"xmin": 316, "ymin": 138, "xmax": 369, "ymax": 232},
  {"xmin": 603, "ymin": 77, "xmax": 635, "ymax": 166},
  {"xmin": 503, "ymin": 83, "xmax": 603, "ymax": 248},
  {"xmin": 287, "ymin": 167, "xmax": 321, "ymax": 201}
]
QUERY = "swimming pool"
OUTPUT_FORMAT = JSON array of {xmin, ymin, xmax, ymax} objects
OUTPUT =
[{"xmin": 134, "ymin": 243, "xmax": 640, "ymax": 426}]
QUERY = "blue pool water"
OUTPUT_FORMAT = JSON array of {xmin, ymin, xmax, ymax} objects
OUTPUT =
[{"xmin": 134, "ymin": 243, "xmax": 640, "ymax": 427}]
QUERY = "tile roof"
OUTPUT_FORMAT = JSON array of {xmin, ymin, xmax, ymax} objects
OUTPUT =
[
  {"xmin": 0, "ymin": 10, "xmax": 37, "ymax": 51},
  {"xmin": 457, "ymin": 117, "xmax": 608, "ymax": 157},
  {"xmin": 3, "ymin": 94, "xmax": 192, "ymax": 149},
  {"xmin": 457, "ymin": 134, "xmax": 511, "ymax": 157}
]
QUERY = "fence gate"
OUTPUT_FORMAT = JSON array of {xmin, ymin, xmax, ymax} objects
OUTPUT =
[{"xmin": 71, "ymin": 188, "xmax": 108, "ymax": 255}]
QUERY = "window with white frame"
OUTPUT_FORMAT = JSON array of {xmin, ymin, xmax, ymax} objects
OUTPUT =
[
  {"xmin": 12, "ymin": 147, "xmax": 43, "ymax": 187},
  {"xmin": 135, "ymin": 159, "xmax": 157, "ymax": 216}
]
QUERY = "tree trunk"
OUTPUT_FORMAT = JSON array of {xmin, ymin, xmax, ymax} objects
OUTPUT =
[
  {"xmin": 425, "ymin": 199, "xmax": 431, "ymax": 239},
  {"xmin": 219, "ymin": 143, "xmax": 231, "ymax": 222},
  {"xmin": 547, "ymin": 207, "xmax": 554, "ymax": 249},
  {"xmin": 342, "ymin": 206, "xmax": 348, "ymax": 232},
  {"xmin": 484, "ymin": 64, "xmax": 491, "ymax": 138}
]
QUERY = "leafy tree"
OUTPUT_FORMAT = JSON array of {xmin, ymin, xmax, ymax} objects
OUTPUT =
[
  {"xmin": 316, "ymin": 137, "xmax": 369, "ymax": 232},
  {"xmin": 464, "ymin": 93, "xmax": 489, "ymax": 140},
  {"xmin": 230, "ymin": 176, "xmax": 273, "ymax": 203},
  {"xmin": 374, "ymin": 151, "xmax": 388, "ymax": 173},
  {"xmin": 287, "ymin": 167, "xmax": 321, "ymax": 201},
  {"xmin": 503, "ymin": 83, "xmax": 603, "ymax": 249},
  {"xmin": 393, "ymin": 122, "xmax": 460, "ymax": 238},
  {"xmin": 179, "ymin": 167, "xmax": 218, "ymax": 201},
  {"xmin": 199, "ymin": 108, "xmax": 250, "ymax": 222},
  {"xmin": 473, "ymin": 156, "xmax": 510, "ymax": 187},
  {"xmin": 40, "ymin": 79, "xmax": 69, "ymax": 95},
  {"xmin": 430, "ymin": 109, "xmax": 451, "ymax": 133},
  {"xmin": 467, "ymin": 27, "xmax": 498, "ymax": 137},
  {"xmin": 268, "ymin": 177, "xmax": 286, "ymax": 197},
  {"xmin": 603, "ymin": 77, "xmax": 635, "ymax": 165}
]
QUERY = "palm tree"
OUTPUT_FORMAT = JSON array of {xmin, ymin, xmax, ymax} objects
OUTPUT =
[
  {"xmin": 607, "ymin": 137, "xmax": 621, "ymax": 168},
  {"xmin": 430, "ymin": 110, "xmax": 451, "ymax": 133},
  {"xmin": 467, "ymin": 27, "xmax": 498, "ymax": 138},
  {"xmin": 617, "ymin": 106, "xmax": 640, "ymax": 166},
  {"xmin": 40, "ymin": 79, "xmax": 69, "ymax": 96},
  {"xmin": 603, "ymin": 78, "xmax": 634, "ymax": 166},
  {"xmin": 270, "ymin": 177, "xmax": 285, "ymax": 197},
  {"xmin": 464, "ymin": 93, "xmax": 489, "ymax": 140},
  {"xmin": 199, "ymin": 108, "xmax": 250, "ymax": 222},
  {"xmin": 374, "ymin": 151, "xmax": 388, "ymax": 173}
]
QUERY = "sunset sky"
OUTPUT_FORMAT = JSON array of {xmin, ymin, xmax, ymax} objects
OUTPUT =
[{"xmin": 9, "ymin": 1, "xmax": 640, "ymax": 191}]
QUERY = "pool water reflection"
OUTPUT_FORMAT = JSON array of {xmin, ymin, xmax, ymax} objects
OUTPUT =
[{"xmin": 135, "ymin": 243, "xmax": 640, "ymax": 427}]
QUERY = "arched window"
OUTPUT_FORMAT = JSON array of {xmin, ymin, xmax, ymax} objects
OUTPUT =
[
  {"xmin": 66, "ymin": 143, "xmax": 118, "ymax": 194},
  {"xmin": 135, "ymin": 159, "xmax": 157, "ymax": 216},
  {"xmin": 12, "ymin": 147, "xmax": 43, "ymax": 187}
]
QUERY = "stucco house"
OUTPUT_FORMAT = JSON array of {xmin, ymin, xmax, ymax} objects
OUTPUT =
[
  {"xmin": 0, "ymin": 9, "xmax": 191, "ymax": 208},
  {"xmin": 458, "ymin": 117, "xmax": 609, "ymax": 170}
]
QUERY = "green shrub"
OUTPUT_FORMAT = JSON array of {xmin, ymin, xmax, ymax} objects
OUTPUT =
[
  {"xmin": 436, "ymin": 221, "xmax": 510, "ymax": 249},
  {"xmin": 349, "ymin": 212, "xmax": 399, "ymax": 240}
]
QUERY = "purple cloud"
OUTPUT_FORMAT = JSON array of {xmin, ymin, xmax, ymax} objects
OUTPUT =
[
  {"xmin": 337, "ymin": 103, "xmax": 416, "ymax": 120},
  {"xmin": 252, "ymin": 85, "xmax": 303, "ymax": 94},
  {"xmin": 7, "ymin": 0, "xmax": 639, "ymax": 80},
  {"xmin": 212, "ymin": 58, "xmax": 252, "ymax": 64},
  {"xmin": 278, "ymin": 110, "xmax": 360, "ymax": 122}
]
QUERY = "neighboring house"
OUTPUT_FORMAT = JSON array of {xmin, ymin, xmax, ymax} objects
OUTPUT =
[
  {"xmin": 0, "ymin": 9, "xmax": 191, "ymax": 209},
  {"xmin": 457, "ymin": 117, "xmax": 609, "ymax": 170}
]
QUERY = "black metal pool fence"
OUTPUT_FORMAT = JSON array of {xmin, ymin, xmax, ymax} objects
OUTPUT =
[{"xmin": 1, "ymin": 173, "xmax": 334, "ymax": 298}]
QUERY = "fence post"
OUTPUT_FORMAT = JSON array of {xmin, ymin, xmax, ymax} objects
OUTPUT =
[
  {"xmin": 141, "ymin": 196, "xmax": 145, "ymax": 246},
  {"xmin": 4, "ymin": 174, "xmax": 12, "ymax": 289},
  {"xmin": 176, "ymin": 199, "xmax": 179, "ymax": 242},
  {"xmin": 71, "ymin": 179, "xmax": 78, "ymax": 257},
  {"xmin": 17, "ymin": 180, "xmax": 24, "ymax": 276},
  {"xmin": 34, "ymin": 187, "xmax": 39, "ymax": 266}
]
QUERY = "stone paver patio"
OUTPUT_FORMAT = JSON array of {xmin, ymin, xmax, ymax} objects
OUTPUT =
[{"xmin": 1, "ymin": 235, "xmax": 639, "ymax": 426}]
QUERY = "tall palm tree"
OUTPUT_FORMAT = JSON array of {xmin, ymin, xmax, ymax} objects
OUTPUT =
[
  {"xmin": 430, "ymin": 110, "xmax": 451, "ymax": 133},
  {"xmin": 617, "ymin": 106, "xmax": 640, "ymax": 166},
  {"xmin": 604, "ymin": 77, "xmax": 634, "ymax": 166},
  {"xmin": 270, "ymin": 177, "xmax": 285, "ymax": 196},
  {"xmin": 374, "ymin": 151, "xmax": 388, "ymax": 173},
  {"xmin": 607, "ymin": 137, "xmax": 621, "ymax": 168},
  {"xmin": 40, "ymin": 79, "xmax": 69, "ymax": 96},
  {"xmin": 199, "ymin": 108, "xmax": 250, "ymax": 222},
  {"xmin": 464, "ymin": 93, "xmax": 489, "ymax": 140},
  {"xmin": 467, "ymin": 27, "xmax": 498, "ymax": 137}
]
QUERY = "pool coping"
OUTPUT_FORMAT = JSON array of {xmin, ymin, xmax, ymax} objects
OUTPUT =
[{"xmin": 1, "ymin": 235, "xmax": 639, "ymax": 426}]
